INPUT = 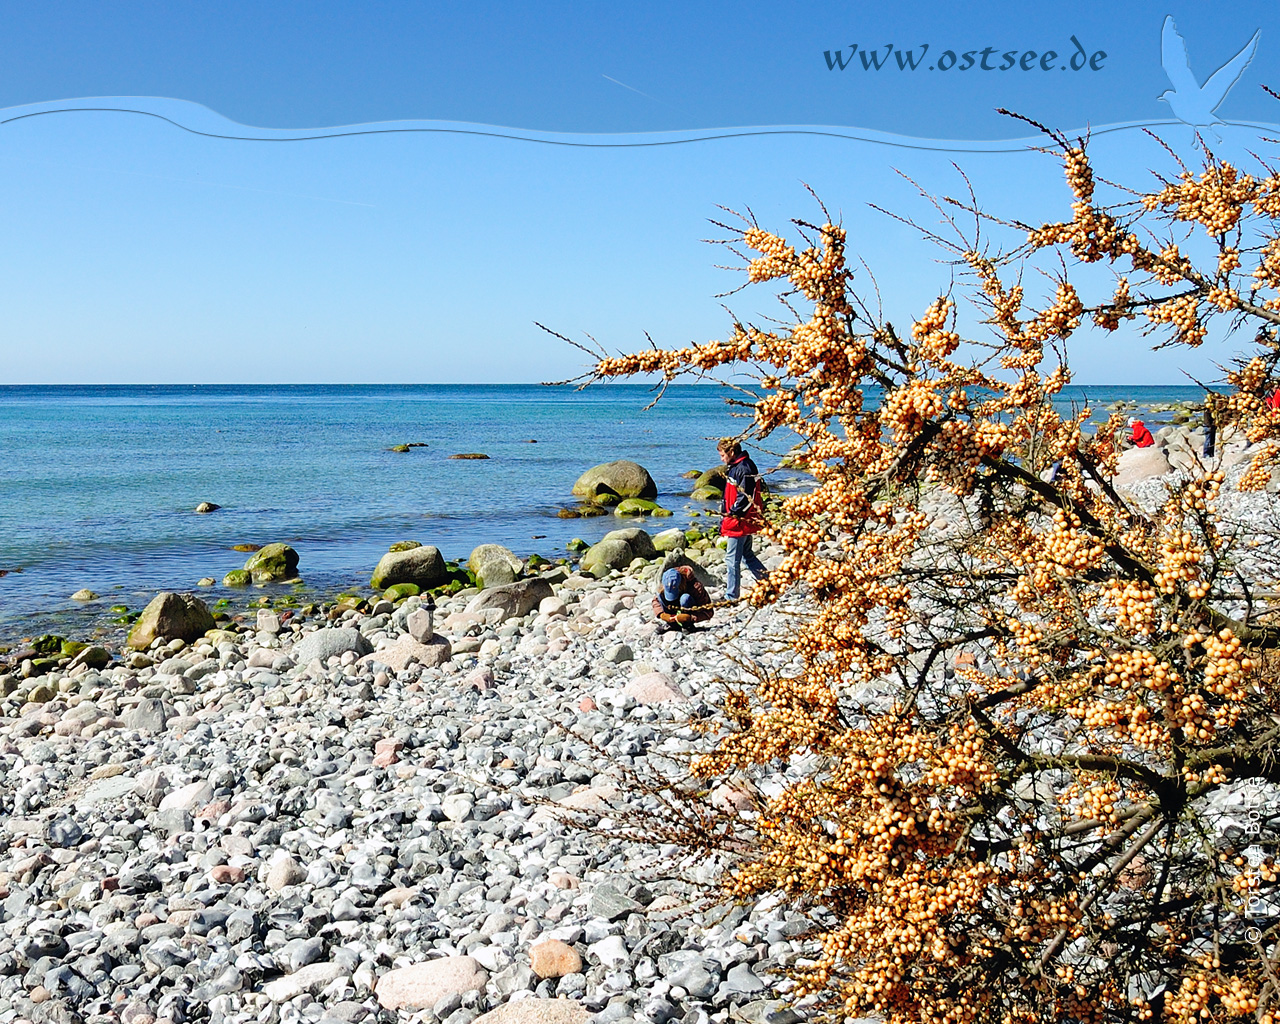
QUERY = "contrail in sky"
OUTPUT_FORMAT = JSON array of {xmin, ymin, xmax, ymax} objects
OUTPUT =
[{"xmin": 602, "ymin": 74, "xmax": 662, "ymax": 104}]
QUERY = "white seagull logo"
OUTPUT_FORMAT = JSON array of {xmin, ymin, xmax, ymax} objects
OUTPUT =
[{"xmin": 1158, "ymin": 15, "xmax": 1260, "ymax": 128}]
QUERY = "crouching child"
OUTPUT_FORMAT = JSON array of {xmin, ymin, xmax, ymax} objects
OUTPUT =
[{"xmin": 653, "ymin": 566, "xmax": 713, "ymax": 632}]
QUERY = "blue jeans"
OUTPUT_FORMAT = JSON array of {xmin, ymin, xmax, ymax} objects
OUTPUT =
[{"xmin": 725, "ymin": 534, "xmax": 766, "ymax": 600}]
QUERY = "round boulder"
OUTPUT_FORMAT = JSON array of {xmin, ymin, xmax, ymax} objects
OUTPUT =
[
  {"xmin": 465, "ymin": 579, "xmax": 555, "ymax": 623},
  {"xmin": 652, "ymin": 528, "xmax": 687, "ymax": 553},
  {"xmin": 1114, "ymin": 446, "xmax": 1173, "ymax": 488},
  {"xmin": 468, "ymin": 544, "xmax": 523, "ymax": 588},
  {"xmin": 580, "ymin": 538, "xmax": 634, "ymax": 577},
  {"xmin": 602, "ymin": 527, "xmax": 657, "ymax": 560},
  {"xmin": 243, "ymin": 543, "xmax": 300, "ymax": 583},
  {"xmin": 127, "ymin": 592, "xmax": 217, "ymax": 650},
  {"xmin": 371, "ymin": 544, "xmax": 447, "ymax": 590},
  {"xmin": 572, "ymin": 460, "xmax": 657, "ymax": 501},
  {"xmin": 694, "ymin": 465, "xmax": 728, "ymax": 489},
  {"xmin": 293, "ymin": 627, "xmax": 373, "ymax": 664}
]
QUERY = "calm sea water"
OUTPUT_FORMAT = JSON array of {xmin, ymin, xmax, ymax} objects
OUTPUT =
[{"xmin": 0, "ymin": 383, "xmax": 1205, "ymax": 641}]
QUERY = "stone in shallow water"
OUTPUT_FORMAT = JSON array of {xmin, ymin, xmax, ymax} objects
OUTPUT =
[{"xmin": 126, "ymin": 592, "xmax": 216, "ymax": 649}]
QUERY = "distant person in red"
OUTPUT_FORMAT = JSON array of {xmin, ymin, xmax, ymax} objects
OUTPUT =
[
  {"xmin": 1267, "ymin": 387, "xmax": 1280, "ymax": 412},
  {"xmin": 1127, "ymin": 417, "xmax": 1155, "ymax": 448}
]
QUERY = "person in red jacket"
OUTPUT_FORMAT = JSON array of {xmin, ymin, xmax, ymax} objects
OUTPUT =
[
  {"xmin": 717, "ymin": 439, "xmax": 768, "ymax": 601},
  {"xmin": 1266, "ymin": 387, "xmax": 1280, "ymax": 412},
  {"xmin": 1127, "ymin": 418, "xmax": 1155, "ymax": 448}
]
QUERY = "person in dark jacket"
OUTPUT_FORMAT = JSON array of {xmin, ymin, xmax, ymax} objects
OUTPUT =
[
  {"xmin": 717, "ymin": 439, "xmax": 768, "ymax": 601},
  {"xmin": 652, "ymin": 566, "xmax": 713, "ymax": 632}
]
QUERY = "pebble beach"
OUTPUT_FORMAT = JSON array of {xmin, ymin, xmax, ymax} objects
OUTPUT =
[{"xmin": 0, "ymin": 519, "xmax": 819, "ymax": 1024}]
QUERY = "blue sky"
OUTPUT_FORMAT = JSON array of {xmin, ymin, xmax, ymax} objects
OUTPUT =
[{"xmin": 2, "ymin": 1, "xmax": 1278, "ymax": 384}]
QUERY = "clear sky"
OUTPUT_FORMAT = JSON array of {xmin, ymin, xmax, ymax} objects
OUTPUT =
[{"xmin": 1, "ymin": 0, "xmax": 1278, "ymax": 384}]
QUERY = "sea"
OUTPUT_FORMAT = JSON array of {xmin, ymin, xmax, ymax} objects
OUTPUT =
[{"xmin": 0, "ymin": 383, "xmax": 1206, "ymax": 643}]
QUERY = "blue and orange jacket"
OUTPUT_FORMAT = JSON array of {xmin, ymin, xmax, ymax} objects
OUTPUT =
[{"xmin": 721, "ymin": 452, "xmax": 764, "ymax": 538}]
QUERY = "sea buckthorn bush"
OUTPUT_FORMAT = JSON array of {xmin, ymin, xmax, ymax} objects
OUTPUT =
[{"xmin": 584, "ymin": 134, "xmax": 1280, "ymax": 1022}]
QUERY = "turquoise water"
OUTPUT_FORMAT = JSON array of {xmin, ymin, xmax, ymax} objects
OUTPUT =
[{"xmin": 0, "ymin": 383, "xmax": 1206, "ymax": 641}]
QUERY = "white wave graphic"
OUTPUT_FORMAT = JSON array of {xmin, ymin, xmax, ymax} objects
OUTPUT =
[{"xmin": 2, "ymin": 96, "xmax": 1277, "ymax": 153}]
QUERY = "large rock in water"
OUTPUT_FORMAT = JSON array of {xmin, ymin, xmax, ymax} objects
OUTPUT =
[
  {"xmin": 371, "ymin": 545, "xmax": 447, "ymax": 590},
  {"xmin": 127, "ymin": 593, "xmax": 216, "ymax": 649},
  {"xmin": 466, "ymin": 578, "xmax": 555, "ymax": 623},
  {"xmin": 468, "ymin": 544, "xmax": 522, "ymax": 588},
  {"xmin": 571, "ymin": 460, "xmax": 657, "ymax": 501},
  {"xmin": 243, "ymin": 543, "xmax": 299, "ymax": 583},
  {"xmin": 694, "ymin": 464, "xmax": 728, "ymax": 490}
]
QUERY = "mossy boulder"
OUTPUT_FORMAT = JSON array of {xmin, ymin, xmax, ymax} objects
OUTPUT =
[
  {"xmin": 602, "ymin": 528, "xmax": 657, "ymax": 560},
  {"xmin": 580, "ymin": 538, "xmax": 634, "ymax": 577},
  {"xmin": 70, "ymin": 645, "xmax": 111, "ymax": 670},
  {"xmin": 371, "ymin": 544, "xmax": 447, "ymax": 590},
  {"xmin": 581, "ymin": 528, "xmax": 663, "ymax": 576},
  {"xmin": 652, "ymin": 528, "xmax": 688, "ymax": 553},
  {"xmin": 690, "ymin": 486, "xmax": 723, "ymax": 501},
  {"xmin": 615, "ymin": 498, "xmax": 671, "ymax": 517},
  {"xmin": 243, "ymin": 543, "xmax": 299, "ymax": 583},
  {"xmin": 223, "ymin": 570, "xmax": 252, "ymax": 587},
  {"xmin": 383, "ymin": 583, "xmax": 420, "ymax": 601},
  {"xmin": 127, "ymin": 592, "xmax": 217, "ymax": 649},
  {"xmin": 70, "ymin": 589, "xmax": 99, "ymax": 601},
  {"xmin": 468, "ymin": 544, "xmax": 523, "ymax": 589},
  {"xmin": 695, "ymin": 465, "xmax": 728, "ymax": 490},
  {"xmin": 389, "ymin": 540, "xmax": 422, "ymax": 553},
  {"xmin": 572, "ymin": 460, "xmax": 657, "ymax": 501}
]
